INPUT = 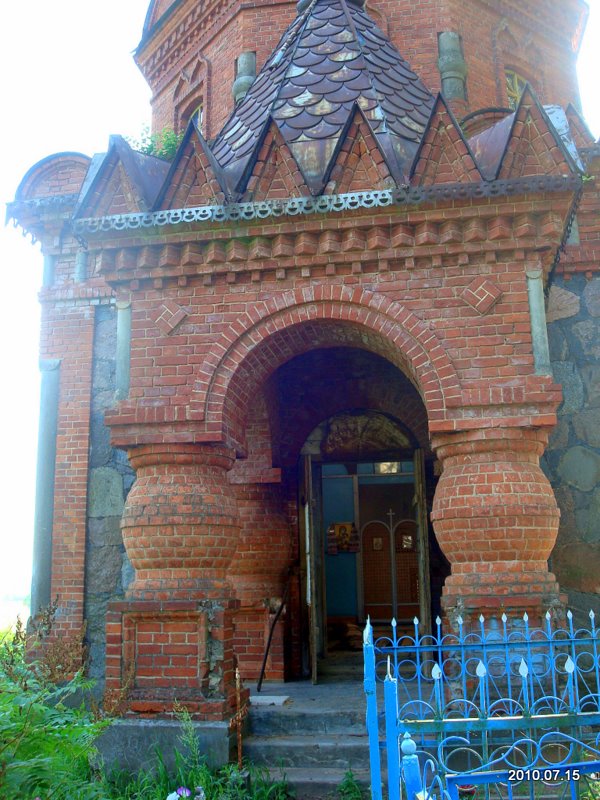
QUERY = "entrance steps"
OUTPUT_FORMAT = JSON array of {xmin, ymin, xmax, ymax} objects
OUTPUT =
[{"xmin": 244, "ymin": 658, "xmax": 372, "ymax": 798}]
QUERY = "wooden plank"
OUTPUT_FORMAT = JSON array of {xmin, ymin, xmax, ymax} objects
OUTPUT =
[{"xmin": 414, "ymin": 448, "xmax": 432, "ymax": 635}]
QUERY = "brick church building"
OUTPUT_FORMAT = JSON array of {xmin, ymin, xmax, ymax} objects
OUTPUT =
[{"xmin": 8, "ymin": 0, "xmax": 600, "ymax": 722}]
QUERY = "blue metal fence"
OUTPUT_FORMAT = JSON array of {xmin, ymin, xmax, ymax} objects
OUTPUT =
[
  {"xmin": 363, "ymin": 611, "xmax": 600, "ymax": 800},
  {"xmin": 403, "ymin": 731, "xmax": 600, "ymax": 800}
]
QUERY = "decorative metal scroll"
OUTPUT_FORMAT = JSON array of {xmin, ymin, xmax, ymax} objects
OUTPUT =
[
  {"xmin": 363, "ymin": 611, "xmax": 600, "ymax": 800},
  {"xmin": 71, "ymin": 175, "xmax": 582, "ymax": 235},
  {"xmin": 409, "ymin": 731, "xmax": 600, "ymax": 800}
]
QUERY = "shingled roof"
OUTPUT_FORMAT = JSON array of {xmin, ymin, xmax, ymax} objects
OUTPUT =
[{"xmin": 211, "ymin": 0, "xmax": 435, "ymax": 195}]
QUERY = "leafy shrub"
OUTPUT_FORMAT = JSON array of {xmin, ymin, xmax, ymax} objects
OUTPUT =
[{"xmin": 0, "ymin": 615, "xmax": 109, "ymax": 800}]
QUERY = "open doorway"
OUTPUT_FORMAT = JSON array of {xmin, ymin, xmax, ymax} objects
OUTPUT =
[
  {"xmin": 298, "ymin": 412, "xmax": 447, "ymax": 682},
  {"xmin": 322, "ymin": 460, "xmax": 421, "ymax": 648}
]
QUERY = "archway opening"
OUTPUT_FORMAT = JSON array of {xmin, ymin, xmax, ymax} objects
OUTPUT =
[{"xmin": 263, "ymin": 346, "xmax": 450, "ymax": 681}]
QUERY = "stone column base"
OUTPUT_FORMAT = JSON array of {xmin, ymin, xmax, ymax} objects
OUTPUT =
[{"xmin": 105, "ymin": 598, "xmax": 246, "ymax": 720}]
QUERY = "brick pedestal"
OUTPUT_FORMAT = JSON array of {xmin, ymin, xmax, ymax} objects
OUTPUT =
[
  {"xmin": 105, "ymin": 599, "xmax": 241, "ymax": 718},
  {"xmin": 107, "ymin": 443, "xmax": 242, "ymax": 718},
  {"xmin": 431, "ymin": 428, "xmax": 563, "ymax": 623}
]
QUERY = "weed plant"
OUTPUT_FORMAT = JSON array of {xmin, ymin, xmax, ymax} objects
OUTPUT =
[{"xmin": 0, "ymin": 614, "xmax": 108, "ymax": 799}]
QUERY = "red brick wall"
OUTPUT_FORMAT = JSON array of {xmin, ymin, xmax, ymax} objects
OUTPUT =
[
  {"xmin": 101, "ymin": 200, "xmax": 570, "ymax": 449},
  {"xmin": 39, "ymin": 284, "xmax": 96, "ymax": 633}
]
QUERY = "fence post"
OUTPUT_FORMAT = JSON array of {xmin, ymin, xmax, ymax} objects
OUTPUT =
[
  {"xmin": 385, "ymin": 662, "xmax": 401, "ymax": 800},
  {"xmin": 363, "ymin": 621, "xmax": 383, "ymax": 800},
  {"xmin": 401, "ymin": 732, "xmax": 423, "ymax": 800}
]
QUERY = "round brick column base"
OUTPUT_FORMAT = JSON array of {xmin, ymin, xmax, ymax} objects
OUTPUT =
[{"xmin": 431, "ymin": 428, "xmax": 561, "ymax": 616}]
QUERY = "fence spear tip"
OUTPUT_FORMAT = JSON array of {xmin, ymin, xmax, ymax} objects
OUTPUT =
[
  {"xmin": 565, "ymin": 655, "xmax": 575, "ymax": 674},
  {"xmin": 518, "ymin": 658, "xmax": 529, "ymax": 678}
]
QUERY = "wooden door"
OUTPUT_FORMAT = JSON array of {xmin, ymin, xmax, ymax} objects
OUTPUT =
[{"xmin": 362, "ymin": 520, "xmax": 394, "ymax": 621}]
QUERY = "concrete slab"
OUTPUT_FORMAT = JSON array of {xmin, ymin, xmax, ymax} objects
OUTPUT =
[{"xmin": 96, "ymin": 718, "xmax": 233, "ymax": 772}]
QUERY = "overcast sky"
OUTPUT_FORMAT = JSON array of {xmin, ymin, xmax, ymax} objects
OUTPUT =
[{"xmin": 0, "ymin": 1, "xmax": 598, "ymax": 620}]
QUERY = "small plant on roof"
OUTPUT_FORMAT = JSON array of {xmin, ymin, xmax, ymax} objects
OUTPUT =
[{"xmin": 127, "ymin": 125, "xmax": 183, "ymax": 161}]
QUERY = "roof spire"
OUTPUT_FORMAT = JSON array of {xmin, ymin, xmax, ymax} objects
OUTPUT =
[{"xmin": 211, "ymin": 0, "xmax": 434, "ymax": 195}]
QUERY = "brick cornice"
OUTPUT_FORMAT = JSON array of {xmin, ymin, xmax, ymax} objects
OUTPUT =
[{"xmin": 89, "ymin": 205, "xmax": 571, "ymax": 287}]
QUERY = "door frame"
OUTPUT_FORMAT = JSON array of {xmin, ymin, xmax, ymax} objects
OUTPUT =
[{"xmin": 300, "ymin": 450, "xmax": 432, "ymax": 680}]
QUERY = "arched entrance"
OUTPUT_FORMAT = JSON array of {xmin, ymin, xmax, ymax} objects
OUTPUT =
[
  {"xmin": 199, "ymin": 295, "xmax": 458, "ymax": 683},
  {"xmin": 267, "ymin": 346, "xmax": 449, "ymax": 682}
]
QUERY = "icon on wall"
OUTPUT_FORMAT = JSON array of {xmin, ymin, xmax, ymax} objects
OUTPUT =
[{"xmin": 327, "ymin": 522, "xmax": 359, "ymax": 554}]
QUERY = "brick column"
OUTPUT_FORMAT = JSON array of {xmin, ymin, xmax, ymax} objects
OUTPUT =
[
  {"xmin": 122, "ymin": 443, "xmax": 239, "ymax": 599},
  {"xmin": 431, "ymin": 428, "xmax": 563, "ymax": 623},
  {"xmin": 105, "ymin": 443, "xmax": 242, "ymax": 718}
]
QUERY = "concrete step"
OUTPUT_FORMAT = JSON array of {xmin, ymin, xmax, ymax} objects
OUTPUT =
[
  {"xmin": 243, "ymin": 732, "xmax": 371, "ymax": 769},
  {"xmin": 266, "ymin": 766, "xmax": 370, "ymax": 799},
  {"xmin": 249, "ymin": 705, "xmax": 365, "ymax": 736}
]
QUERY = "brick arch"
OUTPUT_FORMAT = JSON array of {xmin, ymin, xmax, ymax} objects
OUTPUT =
[
  {"xmin": 190, "ymin": 286, "xmax": 460, "ymax": 449},
  {"xmin": 15, "ymin": 152, "xmax": 91, "ymax": 202}
]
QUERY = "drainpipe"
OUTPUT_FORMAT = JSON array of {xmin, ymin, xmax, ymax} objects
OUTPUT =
[
  {"xmin": 437, "ymin": 32, "xmax": 468, "ymax": 103},
  {"xmin": 31, "ymin": 359, "xmax": 61, "ymax": 617},
  {"xmin": 75, "ymin": 249, "xmax": 87, "ymax": 282},
  {"xmin": 115, "ymin": 298, "xmax": 132, "ymax": 400},
  {"xmin": 42, "ymin": 254, "xmax": 56, "ymax": 288},
  {"xmin": 526, "ymin": 268, "xmax": 552, "ymax": 376},
  {"xmin": 232, "ymin": 52, "xmax": 256, "ymax": 105}
]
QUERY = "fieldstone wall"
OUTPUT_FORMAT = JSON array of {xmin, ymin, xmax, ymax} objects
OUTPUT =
[
  {"xmin": 544, "ymin": 275, "xmax": 600, "ymax": 621},
  {"xmin": 85, "ymin": 303, "xmax": 135, "ymax": 691}
]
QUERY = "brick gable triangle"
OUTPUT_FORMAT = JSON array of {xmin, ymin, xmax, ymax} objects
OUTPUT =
[
  {"xmin": 158, "ymin": 123, "xmax": 225, "ymax": 209},
  {"xmin": 242, "ymin": 119, "xmax": 311, "ymax": 200},
  {"xmin": 324, "ymin": 108, "xmax": 396, "ymax": 195},
  {"xmin": 497, "ymin": 87, "xmax": 576, "ymax": 180},
  {"xmin": 410, "ymin": 95, "xmax": 481, "ymax": 185},
  {"xmin": 77, "ymin": 144, "xmax": 145, "ymax": 218},
  {"xmin": 75, "ymin": 136, "xmax": 169, "ymax": 220}
]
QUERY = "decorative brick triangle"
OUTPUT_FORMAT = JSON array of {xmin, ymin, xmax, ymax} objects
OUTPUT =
[
  {"xmin": 411, "ymin": 95, "xmax": 481, "ymax": 185},
  {"xmin": 160, "ymin": 131, "xmax": 225, "ymax": 208},
  {"xmin": 78, "ymin": 153, "xmax": 145, "ymax": 218},
  {"xmin": 243, "ymin": 120, "xmax": 311, "ymax": 200},
  {"xmin": 565, "ymin": 104, "xmax": 596, "ymax": 151},
  {"xmin": 497, "ymin": 87, "xmax": 575, "ymax": 179},
  {"xmin": 324, "ymin": 109, "xmax": 395, "ymax": 194}
]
